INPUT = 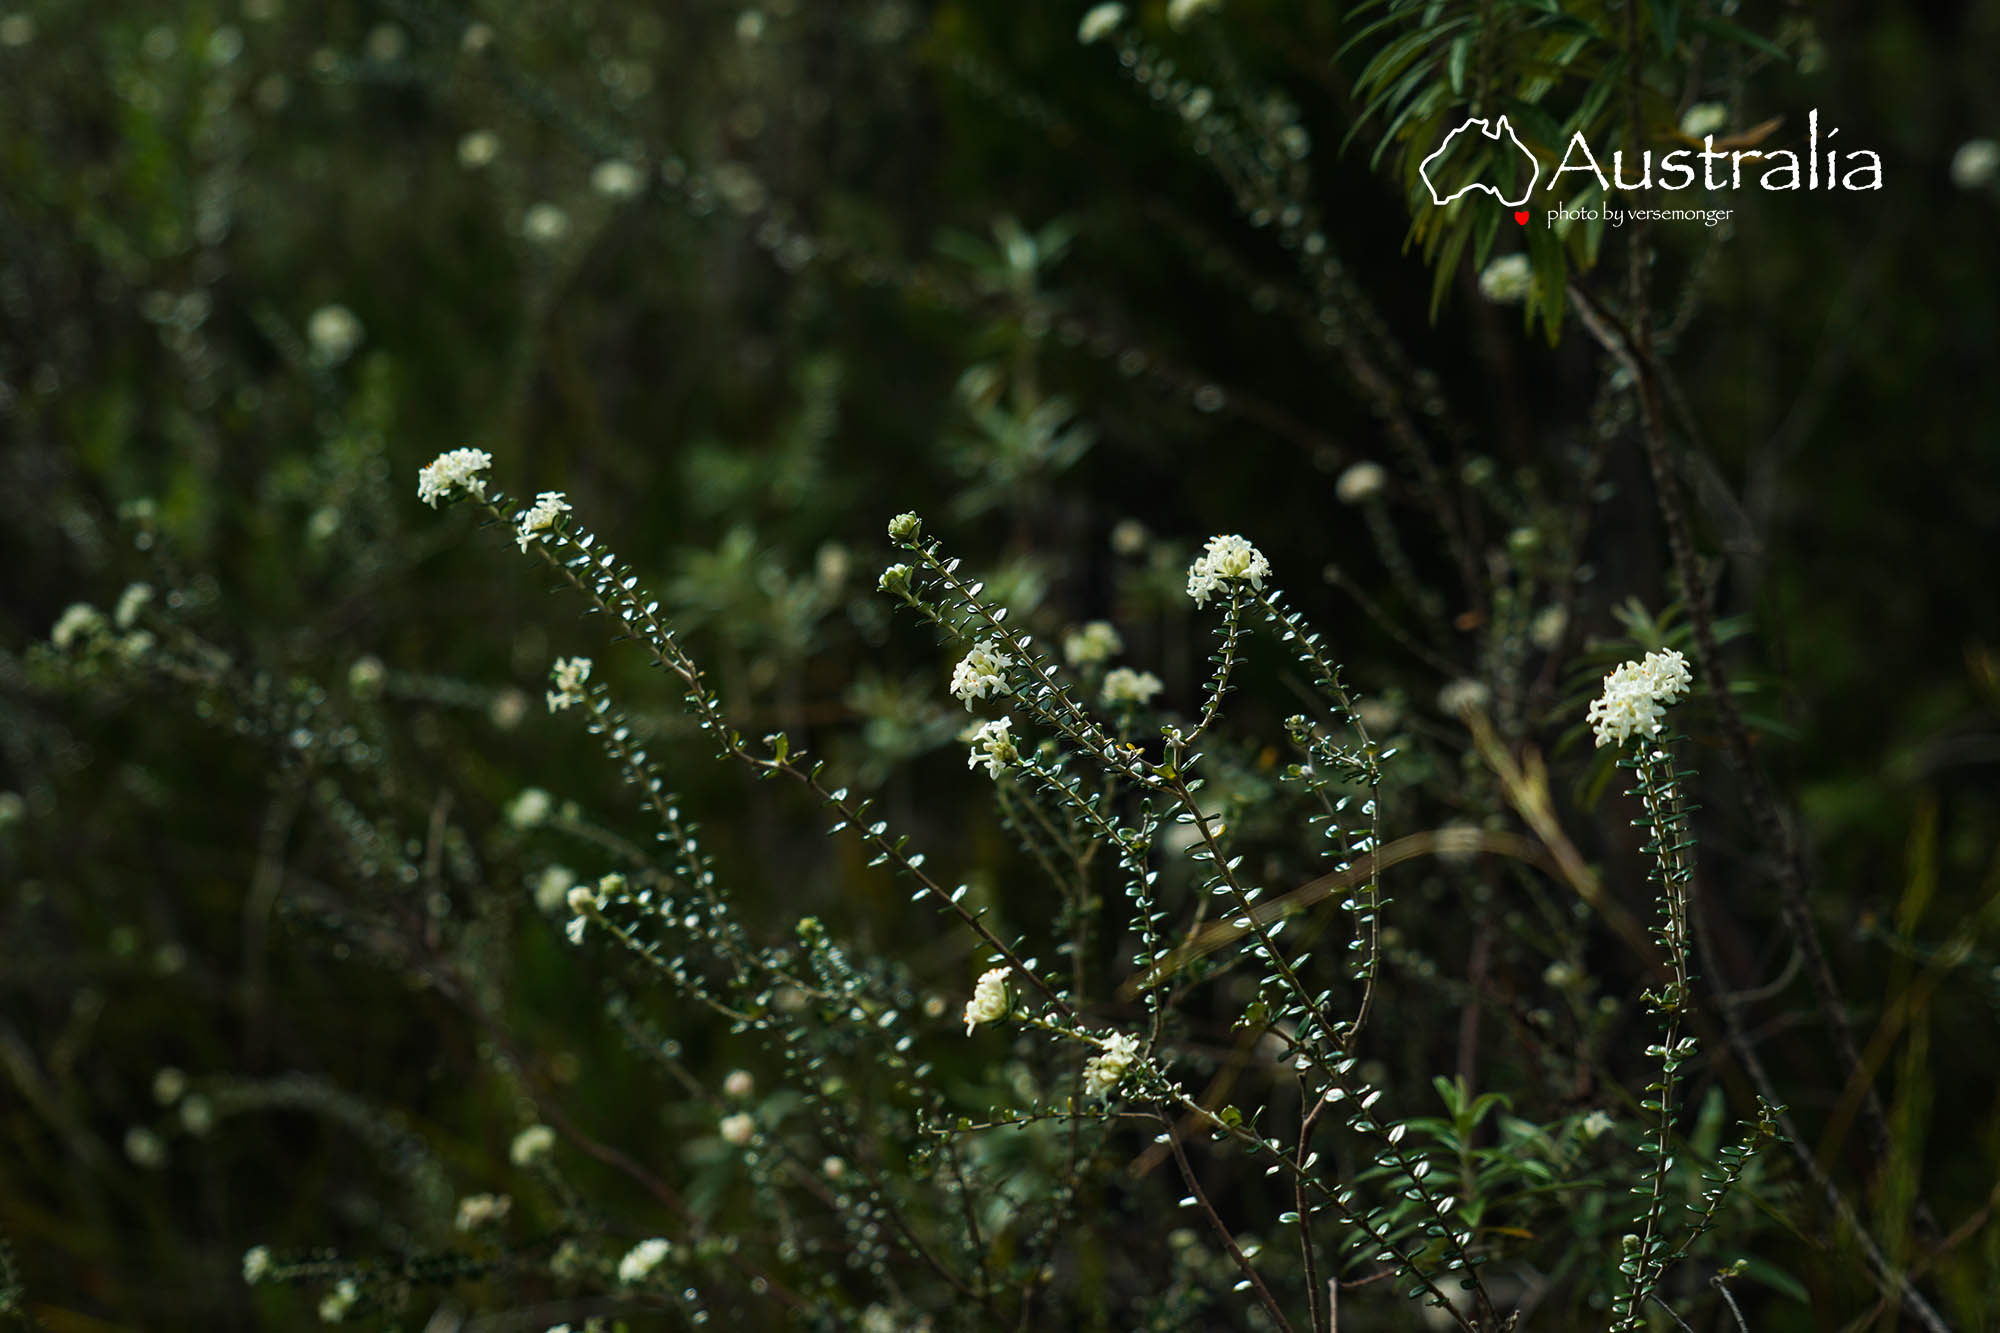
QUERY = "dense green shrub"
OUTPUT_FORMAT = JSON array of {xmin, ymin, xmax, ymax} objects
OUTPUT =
[{"xmin": 4, "ymin": 1, "xmax": 1997, "ymax": 1329}]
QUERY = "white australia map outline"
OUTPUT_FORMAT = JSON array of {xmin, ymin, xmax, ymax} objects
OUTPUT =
[{"xmin": 1419, "ymin": 115, "xmax": 1542, "ymax": 208}]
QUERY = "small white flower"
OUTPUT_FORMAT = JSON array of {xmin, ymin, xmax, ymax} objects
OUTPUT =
[
  {"xmin": 887, "ymin": 511, "xmax": 921, "ymax": 541},
  {"xmin": 723, "ymin": 1069, "xmax": 755, "ymax": 1099},
  {"xmin": 1581, "ymin": 1109, "xmax": 1616, "ymax": 1141},
  {"xmin": 591, "ymin": 159, "xmax": 645, "ymax": 198},
  {"xmin": 1083, "ymin": 1031, "xmax": 1140, "ymax": 1096},
  {"xmin": 1951, "ymin": 138, "xmax": 2000, "ymax": 190},
  {"xmin": 515, "ymin": 491, "xmax": 572, "ymax": 552},
  {"xmin": 522, "ymin": 202, "xmax": 570, "ymax": 244},
  {"xmin": 115, "ymin": 582, "xmax": 154, "ymax": 629},
  {"xmin": 1100, "ymin": 666, "xmax": 1163, "ymax": 709},
  {"xmin": 1110, "ymin": 518, "xmax": 1148, "ymax": 555},
  {"xmin": 533, "ymin": 864, "xmax": 576, "ymax": 912},
  {"xmin": 416, "ymin": 446, "xmax": 492, "ymax": 507},
  {"xmin": 348, "ymin": 656, "xmax": 386, "ymax": 698},
  {"xmin": 564, "ymin": 884, "xmax": 596, "ymax": 943},
  {"xmin": 510, "ymin": 1124, "xmax": 557, "ymax": 1166},
  {"xmin": 457, "ymin": 130, "xmax": 500, "ymax": 169},
  {"xmin": 1185, "ymin": 534, "xmax": 1270, "ymax": 607},
  {"xmin": 966, "ymin": 717, "xmax": 1018, "ymax": 779},
  {"xmin": 719, "ymin": 1112, "xmax": 756, "ymax": 1146},
  {"xmin": 1063, "ymin": 620, "xmax": 1123, "ymax": 666},
  {"xmin": 1166, "ymin": 0, "xmax": 1221, "ymax": 30},
  {"xmin": 51, "ymin": 603, "xmax": 107, "ymax": 652},
  {"xmin": 1077, "ymin": 2, "xmax": 1125, "ymax": 44},
  {"xmin": 1437, "ymin": 678, "xmax": 1490, "ymax": 717},
  {"xmin": 123, "ymin": 1126, "xmax": 167, "ymax": 1169},
  {"xmin": 1679, "ymin": 102, "xmax": 1728, "ymax": 139},
  {"xmin": 455, "ymin": 1192, "xmax": 512, "ymax": 1232},
  {"xmin": 877, "ymin": 563, "xmax": 913, "ymax": 595},
  {"xmin": 618, "ymin": 1237, "xmax": 672, "ymax": 1285},
  {"xmin": 1335, "ymin": 461, "xmax": 1387, "ymax": 505},
  {"xmin": 491, "ymin": 688, "xmax": 529, "ymax": 730},
  {"xmin": 318, "ymin": 1276, "xmax": 359, "ymax": 1323},
  {"xmin": 152, "ymin": 1066, "xmax": 187, "ymax": 1105},
  {"xmin": 1543, "ymin": 960, "xmax": 1580, "ymax": 990},
  {"xmin": 1478, "ymin": 253, "xmax": 1533, "ymax": 304},
  {"xmin": 179, "ymin": 1094, "xmax": 215, "ymax": 1136},
  {"xmin": 242, "ymin": 1246, "xmax": 273, "ymax": 1284},
  {"xmin": 508, "ymin": 786, "xmax": 553, "ymax": 829},
  {"xmin": 964, "ymin": 967, "xmax": 1009, "ymax": 1034},
  {"xmin": 949, "ymin": 640, "xmax": 1015, "ymax": 708},
  {"xmin": 546, "ymin": 655, "xmax": 592, "ymax": 712},
  {"xmin": 822, "ymin": 1155, "xmax": 847, "ymax": 1180},
  {"xmin": 1529, "ymin": 604, "xmax": 1568, "ymax": 651},
  {"xmin": 307, "ymin": 304, "xmax": 364, "ymax": 365}
]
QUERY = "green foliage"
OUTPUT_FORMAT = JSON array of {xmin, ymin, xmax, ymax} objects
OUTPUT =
[{"xmin": 3, "ymin": 1, "xmax": 1997, "ymax": 1330}]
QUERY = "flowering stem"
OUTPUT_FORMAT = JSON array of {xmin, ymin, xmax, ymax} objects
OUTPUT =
[{"xmin": 509, "ymin": 505, "xmax": 1074, "ymax": 1018}]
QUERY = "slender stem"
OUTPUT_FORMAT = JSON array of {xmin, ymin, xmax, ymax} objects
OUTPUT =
[{"xmin": 1162, "ymin": 1115, "xmax": 1298, "ymax": 1333}]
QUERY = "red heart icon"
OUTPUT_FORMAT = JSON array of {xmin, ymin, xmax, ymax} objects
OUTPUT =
[{"xmin": 1513, "ymin": 210, "xmax": 1530, "ymax": 225}]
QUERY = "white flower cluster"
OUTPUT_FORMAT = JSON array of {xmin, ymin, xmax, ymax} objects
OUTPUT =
[
  {"xmin": 1100, "ymin": 666, "xmax": 1163, "ymax": 708},
  {"xmin": 515, "ymin": 491, "xmax": 571, "ymax": 552},
  {"xmin": 318, "ymin": 1277, "xmax": 359, "ymax": 1323},
  {"xmin": 115, "ymin": 582, "xmax": 153, "ymax": 629},
  {"xmin": 508, "ymin": 786, "xmax": 552, "ymax": 829},
  {"xmin": 564, "ymin": 871, "xmax": 623, "ymax": 944},
  {"xmin": 454, "ymin": 1192, "xmax": 512, "ymax": 1231},
  {"xmin": 522, "ymin": 202, "xmax": 570, "ymax": 244},
  {"xmin": 1437, "ymin": 678, "xmax": 1490, "ymax": 717},
  {"xmin": 1077, "ymin": 2, "xmax": 1124, "ymax": 44},
  {"xmin": 546, "ymin": 655, "xmax": 592, "ymax": 712},
  {"xmin": 307, "ymin": 304, "xmax": 363, "ymax": 365},
  {"xmin": 1679, "ymin": 102, "xmax": 1728, "ymax": 139},
  {"xmin": 417, "ymin": 447, "xmax": 492, "ymax": 507},
  {"xmin": 965, "ymin": 717, "xmax": 1017, "ymax": 779},
  {"xmin": 1167, "ymin": 0, "xmax": 1221, "ymax": 29},
  {"xmin": 949, "ymin": 640, "xmax": 1014, "ymax": 707},
  {"xmin": 618, "ymin": 1236, "xmax": 672, "ymax": 1285},
  {"xmin": 1336, "ymin": 460, "xmax": 1387, "ymax": 504},
  {"xmin": 457, "ymin": 129, "xmax": 499, "ymax": 169},
  {"xmin": 510, "ymin": 1124, "xmax": 556, "ymax": 1166},
  {"xmin": 242, "ymin": 1246, "xmax": 273, "ymax": 1284},
  {"xmin": 51, "ymin": 603, "xmax": 107, "ymax": 652},
  {"xmin": 1953, "ymin": 138, "xmax": 2000, "ymax": 190},
  {"xmin": 1587, "ymin": 649, "xmax": 1693, "ymax": 748},
  {"xmin": 719, "ymin": 1111, "xmax": 756, "ymax": 1146},
  {"xmin": 1185, "ymin": 534, "xmax": 1270, "ymax": 607},
  {"xmin": 1478, "ymin": 254, "xmax": 1533, "ymax": 304},
  {"xmin": 1083, "ymin": 1032, "xmax": 1140, "ymax": 1097},
  {"xmin": 1063, "ymin": 620, "xmax": 1122, "ymax": 666},
  {"xmin": 591, "ymin": 159, "xmax": 644, "ymax": 199},
  {"xmin": 963, "ymin": 967, "xmax": 1009, "ymax": 1034}
]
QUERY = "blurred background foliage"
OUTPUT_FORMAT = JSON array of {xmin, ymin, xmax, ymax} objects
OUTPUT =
[{"xmin": 1, "ymin": 0, "xmax": 1997, "ymax": 1328}]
